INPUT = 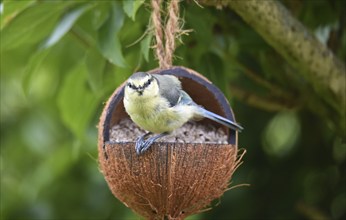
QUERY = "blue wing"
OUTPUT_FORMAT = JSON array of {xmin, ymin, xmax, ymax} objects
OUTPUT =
[
  {"xmin": 153, "ymin": 74, "xmax": 182, "ymax": 107},
  {"xmin": 198, "ymin": 108, "xmax": 243, "ymax": 132},
  {"xmin": 178, "ymin": 91, "xmax": 243, "ymax": 132},
  {"xmin": 177, "ymin": 90, "xmax": 195, "ymax": 106}
]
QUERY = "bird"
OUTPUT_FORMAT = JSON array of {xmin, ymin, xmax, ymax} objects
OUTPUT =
[{"xmin": 123, "ymin": 72, "xmax": 243, "ymax": 154}]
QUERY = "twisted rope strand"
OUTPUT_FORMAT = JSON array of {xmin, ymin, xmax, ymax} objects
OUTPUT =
[
  {"xmin": 151, "ymin": 0, "xmax": 180, "ymax": 69},
  {"xmin": 164, "ymin": 0, "xmax": 180, "ymax": 68},
  {"xmin": 151, "ymin": 0, "xmax": 167, "ymax": 68}
]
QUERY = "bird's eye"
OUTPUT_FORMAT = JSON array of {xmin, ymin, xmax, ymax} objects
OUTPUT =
[
  {"xmin": 127, "ymin": 83, "xmax": 133, "ymax": 89},
  {"xmin": 146, "ymin": 79, "xmax": 151, "ymax": 87}
]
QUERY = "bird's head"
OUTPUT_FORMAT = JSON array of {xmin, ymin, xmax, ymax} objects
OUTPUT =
[{"xmin": 124, "ymin": 72, "xmax": 159, "ymax": 99}]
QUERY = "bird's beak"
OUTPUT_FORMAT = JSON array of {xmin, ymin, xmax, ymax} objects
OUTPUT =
[{"xmin": 137, "ymin": 89, "xmax": 144, "ymax": 96}]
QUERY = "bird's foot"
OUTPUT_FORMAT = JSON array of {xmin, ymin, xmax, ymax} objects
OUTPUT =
[
  {"xmin": 135, "ymin": 132, "xmax": 169, "ymax": 155},
  {"xmin": 135, "ymin": 132, "xmax": 151, "ymax": 155}
]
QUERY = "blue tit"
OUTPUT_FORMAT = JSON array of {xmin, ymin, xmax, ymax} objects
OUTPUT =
[{"xmin": 123, "ymin": 72, "xmax": 243, "ymax": 154}]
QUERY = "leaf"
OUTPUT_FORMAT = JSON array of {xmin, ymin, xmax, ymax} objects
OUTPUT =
[
  {"xmin": 22, "ymin": 48, "xmax": 51, "ymax": 95},
  {"xmin": 91, "ymin": 2, "xmax": 111, "ymax": 30},
  {"xmin": 200, "ymin": 52, "xmax": 225, "ymax": 91},
  {"xmin": 263, "ymin": 112, "xmax": 301, "ymax": 157},
  {"xmin": 57, "ymin": 63, "xmax": 99, "ymax": 140},
  {"xmin": 0, "ymin": 0, "xmax": 35, "ymax": 29},
  {"xmin": 185, "ymin": 4, "xmax": 215, "ymax": 45},
  {"xmin": 1, "ymin": 1, "xmax": 77, "ymax": 50},
  {"xmin": 97, "ymin": 1, "xmax": 126, "ymax": 67},
  {"xmin": 85, "ymin": 48, "xmax": 106, "ymax": 93},
  {"xmin": 42, "ymin": 4, "xmax": 92, "ymax": 48},
  {"xmin": 140, "ymin": 32, "xmax": 152, "ymax": 62},
  {"xmin": 122, "ymin": 0, "xmax": 144, "ymax": 20}
]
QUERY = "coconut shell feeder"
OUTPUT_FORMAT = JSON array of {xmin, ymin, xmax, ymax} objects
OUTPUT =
[{"xmin": 98, "ymin": 66, "xmax": 244, "ymax": 220}]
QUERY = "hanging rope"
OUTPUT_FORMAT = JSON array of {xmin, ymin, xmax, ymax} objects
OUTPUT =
[{"xmin": 151, "ymin": 0, "xmax": 180, "ymax": 69}]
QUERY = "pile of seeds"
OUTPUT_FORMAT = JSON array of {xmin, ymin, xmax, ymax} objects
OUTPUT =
[{"xmin": 109, "ymin": 118, "xmax": 228, "ymax": 144}]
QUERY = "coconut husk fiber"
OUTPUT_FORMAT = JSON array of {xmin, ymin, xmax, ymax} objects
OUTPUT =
[{"xmin": 98, "ymin": 66, "xmax": 245, "ymax": 220}]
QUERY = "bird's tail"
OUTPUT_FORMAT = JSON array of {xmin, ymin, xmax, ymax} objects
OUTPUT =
[{"xmin": 198, "ymin": 108, "xmax": 243, "ymax": 132}]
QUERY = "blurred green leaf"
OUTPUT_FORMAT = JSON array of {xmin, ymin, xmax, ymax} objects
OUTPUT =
[
  {"xmin": 91, "ymin": 2, "xmax": 110, "ymax": 30},
  {"xmin": 1, "ymin": 0, "xmax": 35, "ymax": 29},
  {"xmin": 22, "ymin": 49, "xmax": 51, "ymax": 95},
  {"xmin": 299, "ymin": 0, "xmax": 340, "ymax": 29},
  {"xmin": 140, "ymin": 32, "xmax": 152, "ymax": 62},
  {"xmin": 262, "ymin": 111, "xmax": 301, "ymax": 157},
  {"xmin": 332, "ymin": 138, "xmax": 346, "ymax": 164},
  {"xmin": 199, "ymin": 52, "xmax": 225, "ymax": 90},
  {"xmin": 1, "ymin": 1, "xmax": 76, "ymax": 50},
  {"xmin": 21, "ymin": 143, "xmax": 75, "ymax": 201},
  {"xmin": 97, "ymin": 1, "xmax": 126, "ymax": 67},
  {"xmin": 85, "ymin": 48, "xmax": 106, "ymax": 93},
  {"xmin": 57, "ymin": 62, "xmax": 99, "ymax": 140},
  {"xmin": 185, "ymin": 4, "xmax": 215, "ymax": 45},
  {"xmin": 122, "ymin": 0, "xmax": 144, "ymax": 21},
  {"xmin": 42, "ymin": 4, "xmax": 93, "ymax": 49}
]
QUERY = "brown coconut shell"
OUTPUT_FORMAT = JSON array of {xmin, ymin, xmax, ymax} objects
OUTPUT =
[{"xmin": 98, "ymin": 66, "xmax": 244, "ymax": 220}]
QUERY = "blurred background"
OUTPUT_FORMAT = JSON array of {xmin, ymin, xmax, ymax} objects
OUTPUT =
[{"xmin": 1, "ymin": 0, "xmax": 345, "ymax": 219}]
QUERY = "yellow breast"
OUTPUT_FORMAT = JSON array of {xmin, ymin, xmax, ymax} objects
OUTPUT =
[{"xmin": 124, "ymin": 95, "xmax": 178, "ymax": 133}]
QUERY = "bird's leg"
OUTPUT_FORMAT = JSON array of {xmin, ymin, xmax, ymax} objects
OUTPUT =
[
  {"xmin": 137, "ymin": 132, "xmax": 169, "ymax": 155},
  {"xmin": 135, "ymin": 132, "xmax": 152, "ymax": 154}
]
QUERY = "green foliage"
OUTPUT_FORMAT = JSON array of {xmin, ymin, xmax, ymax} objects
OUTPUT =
[
  {"xmin": 1, "ymin": 1, "xmax": 75, "ymax": 50},
  {"xmin": 98, "ymin": 1, "xmax": 126, "ymax": 67},
  {"xmin": 57, "ymin": 63, "xmax": 100, "ymax": 140},
  {"xmin": 42, "ymin": 4, "xmax": 94, "ymax": 49},
  {"xmin": 123, "ymin": 0, "xmax": 145, "ymax": 21},
  {"xmin": 1, "ymin": 0, "xmax": 345, "ymax": 220},
  {"xmin": 140, "ymin": 32, "xmax": 152, "ymax": 62}
]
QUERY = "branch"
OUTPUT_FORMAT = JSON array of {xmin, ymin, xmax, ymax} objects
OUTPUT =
[
  {"xmin": 227, "ymin": 55, "xmax": 295, "ymax": 101},
  {"xmin": 201, "ymin": 0, "xmax": 345, "ymax": 133},
  {"xmin": 229, "ymin": 84, "xmax": 301, "ymax": 112}
]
